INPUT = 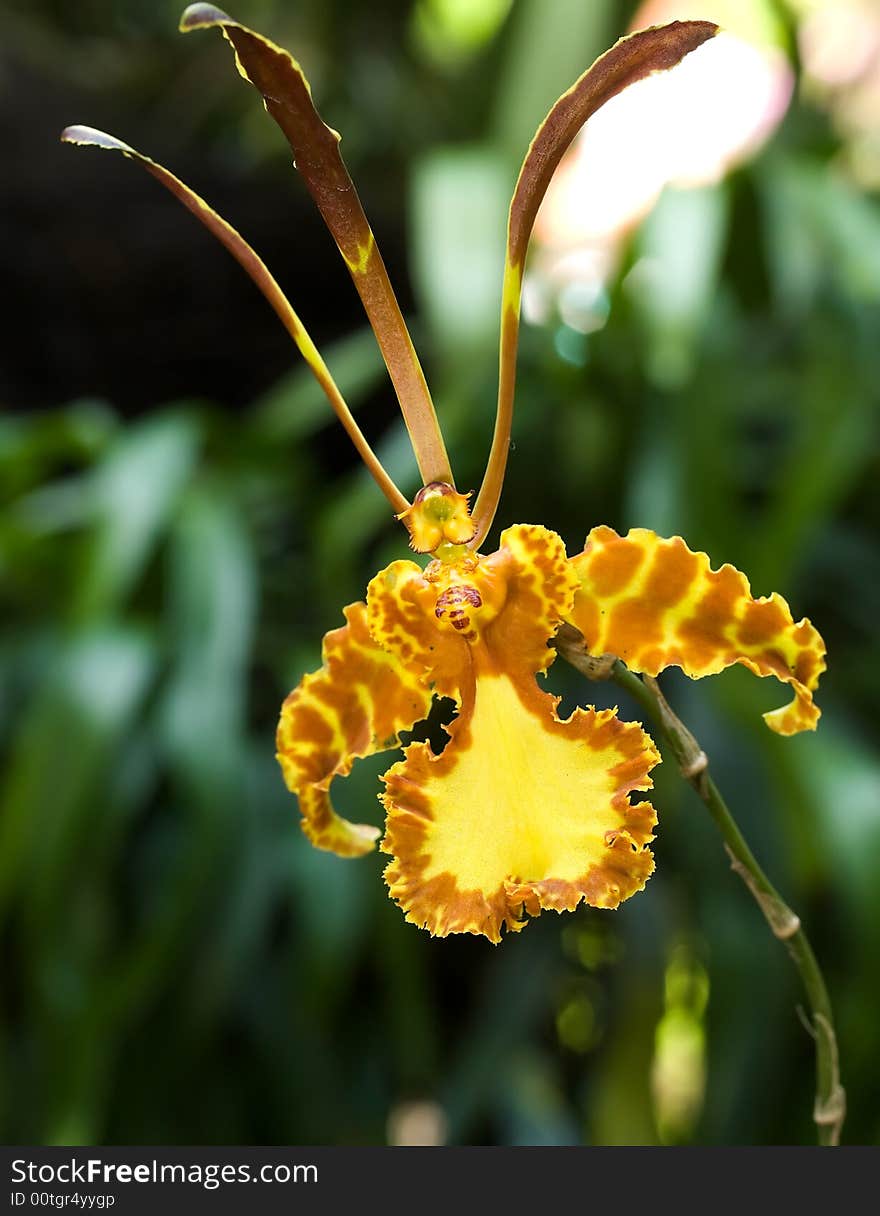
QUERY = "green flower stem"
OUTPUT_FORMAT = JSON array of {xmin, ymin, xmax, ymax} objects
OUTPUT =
[{"xmin": 553, "ymin": 624, "xmax": 845, "ymax": 1146}]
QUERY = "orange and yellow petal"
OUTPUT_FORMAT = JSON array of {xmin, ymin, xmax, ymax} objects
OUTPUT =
[
  {"xmin": 276, "ymin": 601, "xmax": 433, "ymax": 856},
  {"xmin": 381, "ymin": 671, "xmax": 659, "ymax": 942},
  {"xmin": 481, "ymin": 525, "xmax": 579, "ymax": 677},
  {"xmin": 366, "ymin": 560, "xmax": 472, "ymax": 700},
  {"xmin": 366, "ymin": 524, "xmax": 578, "ymax": 701},
  {"xmin": 567, "ymin": 526, "xmax": 826, "ymax": 735}
]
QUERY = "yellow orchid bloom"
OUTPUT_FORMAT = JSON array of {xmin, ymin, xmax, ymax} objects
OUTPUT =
[
  {"xmin": 62, "ymin": 6, "xmax": 825, "ymax": 943},
  {"xmin": 277, "ymin": 517, "xmax": 823, "ymax": 941}
]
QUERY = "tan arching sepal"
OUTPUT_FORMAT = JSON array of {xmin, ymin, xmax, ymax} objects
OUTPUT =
[
  {"xmin": 567, "ymin": 527, "xmax": 826, "ymax": 735},
  {"xmin": 276, "ymin": 602, "xmax": 433, "ymax": 856},
  {"xmin": 471, "ymin": 20, "xmax": 719, "ymax": 545},
  {"xmin": 59, "ymin": 124, "xmax": 408, "ymax": 514}
]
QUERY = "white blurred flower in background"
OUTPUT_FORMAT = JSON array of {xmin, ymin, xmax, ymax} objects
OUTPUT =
[
  {"xmin": 527, "ymin": 0, "xmax": 794, "ymax": 334},
  {"xmin": 794, "ymin": 0, "xmax": 880, "ymax": 186}
]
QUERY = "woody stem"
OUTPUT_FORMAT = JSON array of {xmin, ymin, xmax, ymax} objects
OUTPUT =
[{"xmin": 553, "ymin": 624, "xmax": 845, "ymax": 1146}]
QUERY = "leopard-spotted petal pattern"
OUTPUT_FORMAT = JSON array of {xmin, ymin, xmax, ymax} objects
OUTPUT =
[
  {"xmin": 567, "ymin": 526, "xmax": 826, "ymax": 735},
  {"xmin": 276, "ymin": 601, "xmax": 432, "ymax": 856},
  {"xmin": 367, "ymin": 524, "xmax": 579, "ymax": 695},
  {"xmin": 366, "ymin": 558, "xmax": 472, "ymax": 701},
  {"xmin": 481, "ymin": 525, "xmax": 580, "ymax": 677}
]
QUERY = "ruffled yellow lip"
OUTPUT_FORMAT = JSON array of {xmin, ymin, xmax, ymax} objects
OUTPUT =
[{"xmin": 382, "ymin": 671, "xmax": 659, "ymax": 943}]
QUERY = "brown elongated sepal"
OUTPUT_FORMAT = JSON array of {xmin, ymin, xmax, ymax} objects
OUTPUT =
[
  {"xmin": 179, "ymin": 4, "xmax": 453, "ymax": 487},
  {"xmin": 60, "ymin": 124, "xmax": 408, "ymax": 512},
  {"xmin": 471, "ymin": 20, "xmax": 719, "ymax": 545},
  {"xmin": 179, "ymin": 5, "xmax": 361, "ymax": 264}
]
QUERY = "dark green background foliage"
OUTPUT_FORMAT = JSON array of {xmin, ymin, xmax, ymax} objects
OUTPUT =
[{"xmin": 2, "ymin": 0, "xmax": 878, "ymax": 1145}]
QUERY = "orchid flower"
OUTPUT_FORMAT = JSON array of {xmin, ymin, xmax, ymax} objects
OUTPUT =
[{"xmin": 63, "ymin": 5, "xmax": 825, "ymax": 942}]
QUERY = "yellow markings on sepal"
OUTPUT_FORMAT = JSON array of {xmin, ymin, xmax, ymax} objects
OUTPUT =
[
  {"xmin": 567, "ymin": 527, "xmax": 826, "ymax": 735},
  {"xmin": 484, "ymin": 524, "xmax": 579, "ymax": 677},
  {"xmin": 470, "ymin": 21, "xmax": 719, "ymax": 547},
  {"xmin": 343, "ymin": 233, "xmax": 377, "ymax": 278},
  {"xmin": 179, "ymin": 2, "xmax": 454, "ymax": 487},
  {"xmin": 501, "ymin": 258, "xmax": 523, "ymax": 322},
  {"xmin": 276, "ymin": 601, "xmax": 433, "ymax": 856},
  {"xmin": 59, "ymin": 120, "xmax": 409, "ymax": 514},
  {"xmin": 366, "ymin": 558, "xmax": 471, "ymax": 700},
  {"xmin": 367, "ymin": 524, "xmax": 575, "ymax": 691}
]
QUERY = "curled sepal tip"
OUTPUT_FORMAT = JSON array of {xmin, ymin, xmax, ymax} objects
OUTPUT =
[
  {"xmin": 277, "ymin": 602, "xmax": 433, "ymax": 857},
  {"xmin": 61, "ymin": 125, "xmax": 136, "ymax": 154},
  {"xmin": 179, "ymin": 4, "xmax": 233, "ymax": 33}
]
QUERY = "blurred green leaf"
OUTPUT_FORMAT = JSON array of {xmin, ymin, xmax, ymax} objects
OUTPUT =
[
  {"xmin": 629, "ymin": 183, "xmax": 729, "ymax": 389},
  {"xmin": 751, "ymin": 342, "xmax": 877, "ymax": 590},
  {"xmin": 150, "ymin": 479, "xmax": 257, "ymax": 1011},
  {"xmin": 160, "ymin": 479, "xmax": 254, "ymax": 778},
  {"xmin": 251, "ymin": 327, "xmax": 387, "ymax": 443},
  {"xmin": 0, "ymin": 401, "xmax": 117, "ymax": 502},
  {"xmin": 0, "ymin": 627, "xmax": 156, "ymax": 928},
  {"xmin": 411, "ymin": 0, "xmax": 513, "ymax": 67},
  {"xmin": 492, "ymin": 0, "xmax": 613, "ymax": 162},
  {"xmin": 72, "ymin": 412, "xmax": 201, "ymax": 622},
  {"xmin": 762, "ymin": 162, "xmax": 880, "ymax": 313},
  {"xmin": 410, "ymin": 146, "xmax": 509, "ymax": 353}
]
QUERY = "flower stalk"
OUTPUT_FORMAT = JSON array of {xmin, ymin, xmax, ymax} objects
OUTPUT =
[{"xmin": 554, "ymin": 622, "xmax": 845, "ymax": 1146}]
